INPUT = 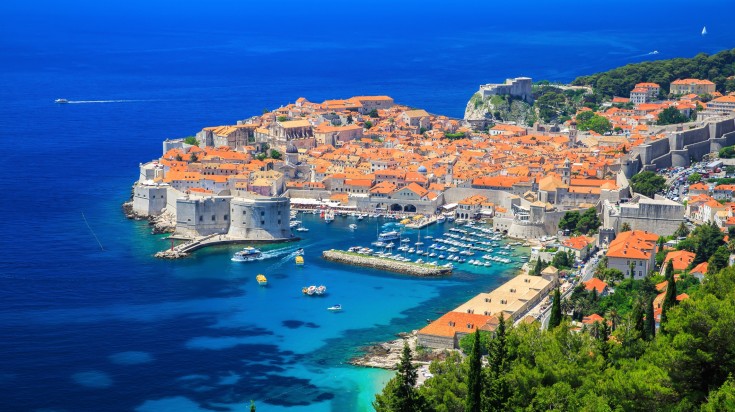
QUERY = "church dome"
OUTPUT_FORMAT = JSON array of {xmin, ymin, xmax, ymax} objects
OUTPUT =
[
  {"xmin": 417, "ymin": 165, "xmax": 427, "ymax": 173},
  {"xmin": 286, "ymin": 142, "xmax": 298, "ymax": 154}
]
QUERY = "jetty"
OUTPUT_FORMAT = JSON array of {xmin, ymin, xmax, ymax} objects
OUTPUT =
[
  {"xmin": 404, "ymin": 215, "xmax": 438, "ymax": 229},
  {"xmin": 322, "ymin": 250, "xmax": 452, "ymax": 276},
  {"xmin": 155, "ymin": 234, "xmax": 298, "ymax": 259}
]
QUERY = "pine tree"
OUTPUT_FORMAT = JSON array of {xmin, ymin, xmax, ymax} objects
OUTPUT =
[
  {"xmin": 548, "ymin": 288, "xmax": 562, "ymax": 329},
  {"xmin": 644, "ymin": 297, "xmax": 656, "ymax": 340},
  {"xmin": 373, "ymin": 341, "xmax": 429, "ymax": 412},
  {"xmin": 465, "ymin": 330, "xmax": 483, "ymax": 412}
]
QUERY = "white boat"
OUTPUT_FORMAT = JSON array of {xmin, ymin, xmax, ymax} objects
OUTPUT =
[
  {"xmin": 349, "ymin": 224, "xmax": 358, "ymax": 230},
  {"xmin": 231, "ymin": 247, "xmax": 262, "ymax": 262},
  {"xmin": 327, "ymin": 304, "xmax": 342, "ymax": 311},
  {"xmin": 295, "ymin": 248, "xmax": 304, "ymax": 256},
  {"xmin": 436, "ymin": 215, "xmax": 446, "ymax": 223},
  {"xmin": 54, "ymin": 98, "xmax": 69, "ymax": 104},
  {"xmin": 324, "ymin": 210, "xmax": 335, "ymax": 223},
  {"xmin": 702, "ymin": 26, "xmax": 707, "ymax": 35},
  {"xmin": 378, "ymin": 230, "xmax": 401, "ymax": 242},
  {"xmin": 296, "ymin": 227, "xmax": 309, "ymax": 232}
]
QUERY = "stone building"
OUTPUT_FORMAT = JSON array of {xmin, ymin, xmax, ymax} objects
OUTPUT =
[
  {"xmin": 670, "ymin": 79, "xmax": 716, "ymax": 96},
  {"xmin": 478, "ymin": 77, "xmax": 533, "ymax": 103}
]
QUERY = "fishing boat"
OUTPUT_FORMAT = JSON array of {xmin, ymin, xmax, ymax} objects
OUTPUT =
[
  {"xmin": 54, "ymin": 98, "xmax": 69, "ymax": 104},
  {"xmin": 231, "ymin": 247, "xmax": 262, "ymax": 262},
  {"xmin": 295, "ymin": 255, "xmax": 304, "ymax": 266},
  {"xmin": 256, "ymin": 274, "xmax": 268, "ymax": 285},
  {"xmin": 327, "ymin": 304, "xmax": 342, "ymax": 311}
]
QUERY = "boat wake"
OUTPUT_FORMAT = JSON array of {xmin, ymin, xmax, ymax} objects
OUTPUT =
[{"xmin": 66, "ymin": 99, "xmax": 157, "ymax": 104}]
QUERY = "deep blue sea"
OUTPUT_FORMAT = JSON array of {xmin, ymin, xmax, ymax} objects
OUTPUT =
[{"xmin": 1, "ymin": 0, "xmax": 733, "ymax": 410}]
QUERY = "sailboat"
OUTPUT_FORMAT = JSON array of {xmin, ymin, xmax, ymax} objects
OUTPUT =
[{"xmin": 702, "ymin": 26, "xmax": 707, "ymax": 36}]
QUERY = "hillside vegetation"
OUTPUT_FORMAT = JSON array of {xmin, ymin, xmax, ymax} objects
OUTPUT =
[{"xmin": 572, "ymin": 48, "xmax": 735, "ymax": 98}]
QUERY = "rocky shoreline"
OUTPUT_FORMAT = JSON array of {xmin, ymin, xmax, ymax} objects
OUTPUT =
[
  {"xmin": 322, "ymin": 250, "xmax": 452, "ymax": 277},
  {"xmin": 350, "ymin": 331, "xmax": 418, "ymax": 369},
  {"xmin": 122, "ymin": 200, "xmax": 176, "ymax": 234}
]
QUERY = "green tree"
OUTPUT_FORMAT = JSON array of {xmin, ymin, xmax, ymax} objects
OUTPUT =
[
  {"xmin": 707, "ymin": 245, "xmax": 729, "ymax": 274},
  {"xmin": 255, "ymin": 153, "xmax": 266, "ymax": 161},
  {"xmin": 657, "ymin": 106, "xmax": 690, "ymax": 125},
  {"xmin": 175, "ymin": 154, "xmax": 183, "ymax": 161},
  {"xmin": 183, "ymin": 136, "xmax": 198, "ymax": 146},
  {"xmin": 368, "ymin": 109, "xmax": 380, "ymax": 118},
  {"xmin": 558, "ymin": 211, "xmax": 580, "ymax": 232},
  {"xmin": 465, "ymin": 330, "xmax": 483, "ymax": 412},
  {"xmin": 674, "ymin": 222, "xmax": 690, "ymax": 238},
  {"xmin": 688, "ymin": 172, "xmax": 702, "ymax": 184},
  {"xmin": 691, "ymin": 221, "xmax": 725, "ymax": 265},
  {"xmin": 701, "ymin": 374, "xmax": 735, "ymax": 412},
  {"xmin": 621, "ymin": 222, "xmax": 632, "ymax": 232},
  {"xmin": 630, "ymin": 171, "xmax": 667, "ymax": 197},
  {"xmin": 548, "ymin": 288, "xmax": 563, "ymax": 329},
  {"xmin": 250, "ymin": 400, "xmax": 256, "ymax": 412},
  {"xmin": 485, "ymin": 313, "xmax": 509, "ymax": 411},
  {"xmin": 270, "ymin": 149, "xmax": 282, "ymax": 160},
  {"xmin": 576, "ymin": 207, "xmax": 601, "ymax": 234},
  {"xmin": 374, "ymin": 341, "xmax": 430, "ymax": 412},
  {"xmin": 346, "ymin": 114, "xmax": 353, "ymax": 124},
  {"xmin": 189, "ymin": 153, "xmax": 198, "ymax": 162},
  {"xmin": 364, "ymin": 120, "xmax": 373, "ymax": 129},
  {"xmin": 644, "ymin": 297, "xmax": 655, "ymax": 340},
  {"xmin": 277, "ymin": 115, "xmax": 289, "ymax": 122},
  {"xmin": 419, "ymin": 353, "xmax": 466, "ymax": 412},
  {"xmin": 663, "ymin": 260, "xmax": 678, "ymax": 312},
  {"xmin": 631, "ymin": 298, "xmax": 645, "ymax": 337},
  {"xmin": 720, "ymin": 145, "xmax": 735, "ymax": 159}
]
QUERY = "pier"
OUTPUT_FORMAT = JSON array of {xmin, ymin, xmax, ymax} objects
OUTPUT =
[
  {"xmin": 154, "ymin": 234, "xmax": 299, "ymax": 259},
  {"xmin": 322, "ymin": 250, "xmax": 452, "ymax": 276},
  {"xmin": 403, "ymin": 216, "xmax": 438, "ymax": 229}
]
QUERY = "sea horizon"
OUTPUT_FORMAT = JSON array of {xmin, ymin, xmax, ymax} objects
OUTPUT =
[{"xmin": 2, "ymin": 0, "xmax": 734, "ymax": 410}]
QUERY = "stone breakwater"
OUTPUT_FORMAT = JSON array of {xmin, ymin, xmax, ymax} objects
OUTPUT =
[{"xmin": 322, "ymin": 250, "xmax": 452, "ymax": 276}]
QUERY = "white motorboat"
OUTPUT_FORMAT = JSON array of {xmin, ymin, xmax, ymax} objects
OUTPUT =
[
  {"xmin": 231, "ymin": 247, "xmax": 262, "ymax": 262},
  {"xmin": 327, "ymin": 304, "xmax": 342, "ymax": 311},
  {"xmin": 54, "ymin": 98, "xmax": 69, "ymax": 104}
]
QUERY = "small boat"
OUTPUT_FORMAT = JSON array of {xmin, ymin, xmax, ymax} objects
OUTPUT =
[
  {"xmin": 231, "ymin": 247, "xmax": 262, "ymax": 262},
  {"xmin": 54, "ymin": 98, "xmax": 69, "ymax": 104},
  {"xmin": 349, "ymin": 224, "xmax": 357, "ymax": 230},
  {"xmin": 436, "ymin": 215, "xmax": 446, "ymax": 223},
  {"xmin": 324, "ymin": 210, "xmax": 335, "ymax": 223},
  {"xmin": 295, "ymin": 255, "xmax": 304, "ymax": 266},
  {"xmin": 256, "ymin": 274, "xmax": 268, "ymax": 286},
  {"xmin": 327, "ymin": 304, "xmax": 342, "ymax": 311},
  {"xmin": 702, "ymin": 26, "xmax": 707, "ymax": 36},
  {"xmin": 295, "ymin": 248, "xmax": 304, "ymax": 256},
  {"xmin": 315, "ymin": 285, "xmax": 326, "ymax": 295},
  {"xmin": 296, "ymin": 227, "xmax": 309, "ymax": 232}
]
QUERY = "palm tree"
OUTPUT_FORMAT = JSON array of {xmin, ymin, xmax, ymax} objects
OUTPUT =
[{"xmin": 606, "ymin": 308, "xmax": 621, "ymax": 332}]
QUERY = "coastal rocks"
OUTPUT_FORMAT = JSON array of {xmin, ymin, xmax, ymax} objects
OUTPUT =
[
  {"xmin": 464, "ymin": 93, "xmax": 535, "ymax": 129},
  {"xmin": 350, "ymin": 331, "xmax": 419, "ymax": 369},
  {"xmin": 322, "ymin": 250, "xmax": 452, "ymax": 277},
  {"xmin": 149, "ymin": 211, "xmax": 176, "ymax": 234},
  {"xmin": 154, "ymin": 249, "xmax": 189, "ymax": 259}
]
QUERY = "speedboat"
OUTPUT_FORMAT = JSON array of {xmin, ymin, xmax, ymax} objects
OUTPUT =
[
  {"xmin": 231, "ymin": 247, "xmax": 262, "ymax": 262},
  {"xmin": 296, "ymin": 227, "xmax": 309, "ymax": 232},
  {"xmin": 256, "ymin": 274, "xmax": 268, "ymax": 285},
  {"xmin": 327, "ymin": 304, "xmax": 342, "ymax": 311},
  {"xmin": 54, "ymin": 98, "xmax": 69, "ymax": 104},
  {"xmin": 295, "ymin": 248, "xmax": 304, "ymax": 256}
]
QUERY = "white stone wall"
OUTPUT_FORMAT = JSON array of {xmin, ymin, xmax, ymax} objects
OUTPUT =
[
  {"xmin": 175, "ymin": 196, "xmax": 231, "ymax": 238},
  {"xmin": 132, "ymin": 184, "xmax": 168, "ymax": 217},
  {"xmin": 228, "ymin": 197, "xmax": 292, "ymax": 240}
]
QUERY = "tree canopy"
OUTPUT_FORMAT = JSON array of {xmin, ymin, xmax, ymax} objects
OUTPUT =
[
  {"xmin": 630, "ymin": 171, "xmax": 667, "ymax": 197},
  {"xmin": 657, "ymin": 106, "xmax": 691, "ymax": 125}
]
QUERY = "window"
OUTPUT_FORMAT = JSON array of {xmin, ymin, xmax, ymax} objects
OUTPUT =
[
  {"xmin": 261, "ymin": 211, "xmax": 265, "ymax": 216},
  {"xmin": 261, "ymin": 220, "xmax": 265, "ymax": 225},
  {"xmin": 199, "ymin": 216, "xmax": 203, "ymax": 222},
  {"xmin": 243, "ymin": 210, "xmax": 246, "ymax": 215},
  {"xmin": 278, "ymin": 219, "xmax": 281, "ymax": 224},
  {"xmin": 211, "ymin": 215, "xmax": 215, "ymax": 221},
  {"xmin": 224, "ymin": 215, "xmax": 228, "ymax": 220}
]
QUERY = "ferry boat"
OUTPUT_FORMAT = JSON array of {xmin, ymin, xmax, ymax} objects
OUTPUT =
[
  {"xmin": 327, "ymin": 304, "xmax": 342, "ymax": 311},
  {"xmin": 231, "ymin": 247, "xmax": 262, "ymax": 262},
  {"xmin": 377, "ymin": 230, "xmax": 401, "ymax": 242},
  {"xmin": 256, "ymin": 274, "xmax": 268, "ymax": 285},
  {"xmin": 54, "ymin": 98, "xmax": 69, "ymax": 104}
]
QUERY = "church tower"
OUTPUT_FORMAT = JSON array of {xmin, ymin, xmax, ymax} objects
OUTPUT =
[
  {"xmin": 558, "ymin": 158, "xmax": 571, "ymax": 185},
  {"xmin": 285, "ymin": 142, "xmax": 299, "ymax": 166}
]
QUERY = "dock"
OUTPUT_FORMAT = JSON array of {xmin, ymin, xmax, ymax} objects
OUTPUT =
[
  {"xmin": 404, "ymin": 216, "xmax": 438, "ymax": 229},
  {"xmin": 322, "ymin": 250, "xmax": 452, "ymax": 276},
  {"xmin": 155, "ymin": 234, "xmax": 299, "ymax": 259}
]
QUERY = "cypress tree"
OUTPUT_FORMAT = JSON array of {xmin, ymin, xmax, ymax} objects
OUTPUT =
[
  {"xmin": 465, "ymin": 330, "xmax": 483, "ymax": 412},
  {"xmin": 663, "ymin": 260, "xmax": 678, "ymax": 311},
  {"xmin": 373, "ymin": 341, "xmax": 429, "ymax": 412},
  {"xmin": 597, "ymin": 320, "xmax": 610, "ymax": 360},
  {"xmin": 632, "ymin": 298, "xmax": 645, "ymax": 337},
  {"xmin": 485, "ymin": 313, "xmax": 509, "ymax": 411},
  {"xmin": 644, "ymin": 297, "xmax": 656, "ymax": 340},
  {"xmin": 548, "ymin": 287, "xmax": 562, "ymax": 329}
]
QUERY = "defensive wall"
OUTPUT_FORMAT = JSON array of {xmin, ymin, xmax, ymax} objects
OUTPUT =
[{"xmin": 626, "ymin": 116, "xmax": 735, "ymax": 176}]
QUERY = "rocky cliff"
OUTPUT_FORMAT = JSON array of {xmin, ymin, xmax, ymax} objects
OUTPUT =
[{"xmin": 464, "ymin": 93, "xmax": 536, "ymax": 128}]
